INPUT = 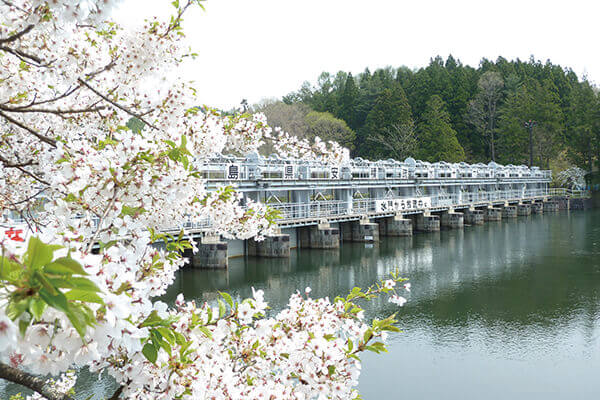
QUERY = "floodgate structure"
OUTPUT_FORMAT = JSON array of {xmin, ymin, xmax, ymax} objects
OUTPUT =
[{"xmin": 188, "ymin": 153, "xmax": 591, "ymax": 268}]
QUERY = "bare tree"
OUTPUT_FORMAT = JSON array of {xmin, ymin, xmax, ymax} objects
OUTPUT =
[
  {"xmin": 367, "ymin": 122, "xmax": 417, "ymax": 161},
  {"xmin": 466, "ymin": 71, "xmax": 504, "ymax": 161}
]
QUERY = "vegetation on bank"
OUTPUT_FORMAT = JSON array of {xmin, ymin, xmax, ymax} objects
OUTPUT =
[{"xmin": 254, "ymin": 56, "xmax": 599, "ymax": 174}]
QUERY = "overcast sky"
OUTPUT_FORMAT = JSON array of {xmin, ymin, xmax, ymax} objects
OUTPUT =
[{"xmin": 116, "ymin": 0, "xmax": 598, "ymax": 110}]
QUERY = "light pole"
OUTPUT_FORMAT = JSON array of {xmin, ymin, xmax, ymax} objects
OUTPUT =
[{"xmin": 524, "ymin": 120, "xmax": 537, "ymax": 167}]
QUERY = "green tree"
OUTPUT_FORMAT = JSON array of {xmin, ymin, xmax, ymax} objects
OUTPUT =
[
  {"xmin": 417, "ymin": 95, "xmax": 465, "ymax": 162},
  {"xmin": 304, "ymin": 111, "xmax": 356, "ymax": 150},
  {"xmin": 466, "ymin": 71, "xmax": 504, "ymax": 161},
  {"xmin": 338, "ymin": 73, "xmax": 359, "ymax": 130},
  {"xmin": 530, "ymin": 79, "xmax": 564, "ymax": 168},
  {"xmin": 359, "ymin": 84, "xmax": 413, "ymax": 159},
  {"xmin": 565, "ymin": 81, "xmax": 599, "ymax": 171},
  {"xmin": 496, "ymin": 85, "xmax": 532, "ymax": 165}
]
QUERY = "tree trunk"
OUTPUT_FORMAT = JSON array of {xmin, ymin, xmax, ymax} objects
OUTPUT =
[{"xmin": 0, "ymin": 362, "xmax": 74, "ymax": 400}]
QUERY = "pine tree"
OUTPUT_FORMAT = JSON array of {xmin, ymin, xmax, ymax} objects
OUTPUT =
[
  {"xmin": 565, "ymin": 82, "xmax": 597, "ymax": 171},
  {"xmin": 359, "ymin": 84, "xmax": 413, "ymax": 159},
  {"xmin": 338, "ymin": 73, "xmax": 359, "ymax": 130},
  {"xmin": 496, "ymin": 85, "xmax": 533, "ymax": 164},
  {"xmin": 417, "ymin": 95, "xmax": 465, "ymax": 162}
]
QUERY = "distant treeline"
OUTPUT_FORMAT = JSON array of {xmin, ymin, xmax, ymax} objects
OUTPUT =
[{"xmin": 257, "ymin": 56, "xmax": 599, "ymax": 172}]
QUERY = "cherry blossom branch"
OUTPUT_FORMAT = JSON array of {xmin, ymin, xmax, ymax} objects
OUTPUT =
[
  {"xmin": 0, "ymin": 110, "xmax": 57, "ymax": 147},
  {"xmin": 0, "ymin": 44, "xmax": 45, "ymax": 65},
  {"xmin": 0, "ymin": 362, "xmax": 75, "ymax": 400},
  {"xmin": 77, "ymin": 78, "xmax": 158, "ymax": 130},
  {"xmin": 0, "ymin": 23, "xmax": 34, "ymax": 44},
  {"xmin": 0, "ymin": 104, "xmax": 106, "ymax": 115},
  {"xmin": 5, "ymin": 86, "xmax": 82, "ymax": 110},
  {"xmin": 0, "ymin": 153, "xmax": 50, "ymax": 185},
  {"xmin": 108, "ymin": 386, "xmax": 124, "ymax": 400},
  {"xmin": 86, "ymin": 187, "xmax": 119, "ymax": 253}
]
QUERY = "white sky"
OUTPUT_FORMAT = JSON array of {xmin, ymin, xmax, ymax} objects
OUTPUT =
[{"xmin": 116, "ymin": 0, "xmax": 599, "ymax": 110}]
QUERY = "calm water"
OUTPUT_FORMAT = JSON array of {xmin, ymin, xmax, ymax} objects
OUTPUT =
[{"xmin": 3, "ymin": 210, "xmax": 600, "ymax": 399}]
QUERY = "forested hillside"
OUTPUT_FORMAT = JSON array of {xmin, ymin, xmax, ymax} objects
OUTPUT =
[{"xmin": 257, "ymin": 56, "xmax": 599, "ymax": 172}]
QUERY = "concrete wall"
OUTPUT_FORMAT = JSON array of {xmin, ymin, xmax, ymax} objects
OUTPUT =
[
  {"xmin": 298, "ymin": 225, "xmax": 340, "ymax": 249},
  {"xmin": 440, "ymin": 211, "xmax": 464, "ymax": 229},
  {"xmin": 517, "ymin": 204, "xmax": 531, "ymax": 216},
  {"xmin": 414, "ymin": 214, "xmax": 440, "ymax": 232},
  {"xmin": 380, "ymin": 216, "xmax": 413, "ymax": 236},
  {"xmin": 248, "ymin": 234, "xmax": 290, "ymax": 258},
  {"xmin": 193, "ymin": 241, "xmax": 228, "ymax": 269},
  {"xmin": 463, "ymin": 210, "xmax": 484, "ymax": 225},
  {"xmin": 485, "ymin": 208, "xmax": 502, "ymax": 221},
  {"xmin": 502, "ymin": 206, "xmax": 517, "ymax": 218}
]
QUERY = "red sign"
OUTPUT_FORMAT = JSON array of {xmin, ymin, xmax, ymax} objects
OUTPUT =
[{"xmin": 4, "ymin": 227, "xmax": 25, "ymax": 242}]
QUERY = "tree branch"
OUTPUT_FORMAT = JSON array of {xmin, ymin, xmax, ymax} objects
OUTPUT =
[
  {"xmin": 108, "ymin": 385, "xmax": 124, "ymax": 400},
  {"xmin": 0, "ymin": 110, "xmax": 57, "ymax": 147},
  {"xmin": 0, "ymin": 44, "xmax": 44, "ymax": 65},
  {"xmin": 0, "ymin": 104, "xmax": 106, "ymax": 115},
  {"xmin": 4, "ymin": 86, "xmax": 82, "ymax": 110},
  {"xmin": 77, "ymin": 78, "xmax": 158, "ymax": 130},
  {"xmin": 0, "ymin": 24, "xmax": 34, "ymax": 44},
  {"xmin": 0, "ymin": 154, "xmax": 50, "ymax": 186},
  {"xmin": 0, "ymin": 362, "xmax": 75, "ymax": 400}
]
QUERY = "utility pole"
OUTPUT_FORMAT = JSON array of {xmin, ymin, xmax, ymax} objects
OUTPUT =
[{"xmin": 524, "ymin": 120, "xmax": 537, "ymax": 167}]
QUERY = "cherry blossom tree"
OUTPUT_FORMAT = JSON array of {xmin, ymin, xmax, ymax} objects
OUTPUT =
[{"xmin": 0, "ymin": 1, "xmax": 405, "ymax": 399}]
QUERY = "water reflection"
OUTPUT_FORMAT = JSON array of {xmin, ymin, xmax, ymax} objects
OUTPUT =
[{"xmin": 165, "ymin": 210, "xmax": 600, "ymax": 399}]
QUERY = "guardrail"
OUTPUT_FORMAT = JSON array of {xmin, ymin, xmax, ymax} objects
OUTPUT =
[
  {"xmin": 548, "ymin": 188, "xmax": 591, "ymax": 198},
  {"xmin": 5, "ymin": 188, "xmax": 573, "ymax": 237},
  {"xmin": 266, "ymin": 189, "xmax": 553, "ymax": 223}
]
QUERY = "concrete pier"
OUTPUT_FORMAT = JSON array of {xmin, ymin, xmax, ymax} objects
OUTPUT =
[
  {"xmin": 543, "ymin": 201, "xmax": 559, "ymax": 212},
  {"xmin": 517, "ymin": 204, "xmax": 532, "ymax": 216},
  {"xmin": 484, "ymin": 208, "xmax": 502, "ymax": 221},
  {"xmin": 502, "ymin": 205, "xmax": 518, "ymax": 218},
  {"xmin": 341, "ymin": 220, "xmax": 380, "ymax": 242},
  {"xmin": 193, "ymin": 236, "xmax": 228, "ymax": 268},
  {"xmin": 415, "ymin": 214, "xmax": 440, "ymax": 232},
  {"xmin": 555, "ymin": 196, "xmax": 570, "ymax": 210},
  {"xmin": 380, "ymin": 215, "xmax": 413, "ymax": 236},
  {"xmin": 440, "ymin": 211, "xmax": 464, "ymax": 229},
  {"xmin": 463, "ymin": 210, "xmax": 484, "ymax": 225},
  {"xmin": 531, "ymin": 202, "xmax": 543, "ymax": 214},
  {"xmin": 570, "ymin": 198, "xmax": 593, "ymax": 210},
  {"xmin": 248, "ymin": 234, "xmax": 290, "ymax": 257},
  {"xmin": 298, "ymin": 224, "xmax": 340, "ymax": 249}
]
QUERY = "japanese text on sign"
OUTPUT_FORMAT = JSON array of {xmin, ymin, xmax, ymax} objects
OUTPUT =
[{"xmin": 375, "ymin": 197, "xmax": 432, "ymax": 212}]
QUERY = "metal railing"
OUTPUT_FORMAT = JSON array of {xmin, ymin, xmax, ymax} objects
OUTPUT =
[
  {"xmin": 254, "ymin": 188, "xmax": 556, "ymax": 224},
  {"xmin": 548, "ymin": 188, "xmax": 591, "ymax": 198}
]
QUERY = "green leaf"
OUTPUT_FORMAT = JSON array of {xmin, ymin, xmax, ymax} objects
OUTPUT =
[
  {"xmin": 25, "ymin": 237, "xmax": 61, "ymax": 270},
  {"xmin": 34, "ymin": 271, "xmax": 58, "ymax": 295},
  {"xmin": 38, "ymin": 288, "xmax": 69, "ymax": 314},
  {"xmin": 218, "ymin": 299, "xmax": 226, "ymax": 318},
  {"xmin": 126, "ymin": 117, "xmax": 145, "ymax": 134},
  {"xmin": 198, "ymin": 325, "xmax": 212, "ymax": 338},
  {"xmin": 65, "ymin": 306, "xmax": 89, "ymax": 338},
  {"xmin": 121, "ymin": 205, "xmax": 146, "ymax": 216},
  {"xmin": 18, "ymin": 314, "xmax": 31, "ymax": 336},
  {"xmin": 219, "ymin": 292, "xmax": 233, "ymax": 308},
  {"xmin": 328, "ymin": 365, "xmax": 336, "ymax": 376},
  {"xmin": 28, "ymin": 298, "xmax": 47, "ymax": 320},
  {"xmin": 65, "ymin": 289, "xmax": 104, "ymax": 304},
  {"xmin": 6, "ymin": 299, "xmax": 28, "ymax": 321},
  {"xmin": 0, "ymin": 256, "xmax": 22, "ymax": 281},
  {"xmin": 68, "ymin": 277, "xmax": 101, "ymax": 292},
  {"xmin": 142, "ymin": 342, "xmax": 158, "ymax": 364},
  {"xmin": 140, "ymin": 310, "xmax": 163, "ymax": 327},
  {"xmin": 156, "ymin": 327, "xmax": 176, "ymax": 346},
  {"xmin": 45, "ymin": 257, "xmax": 88, "ymax": 276}
]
